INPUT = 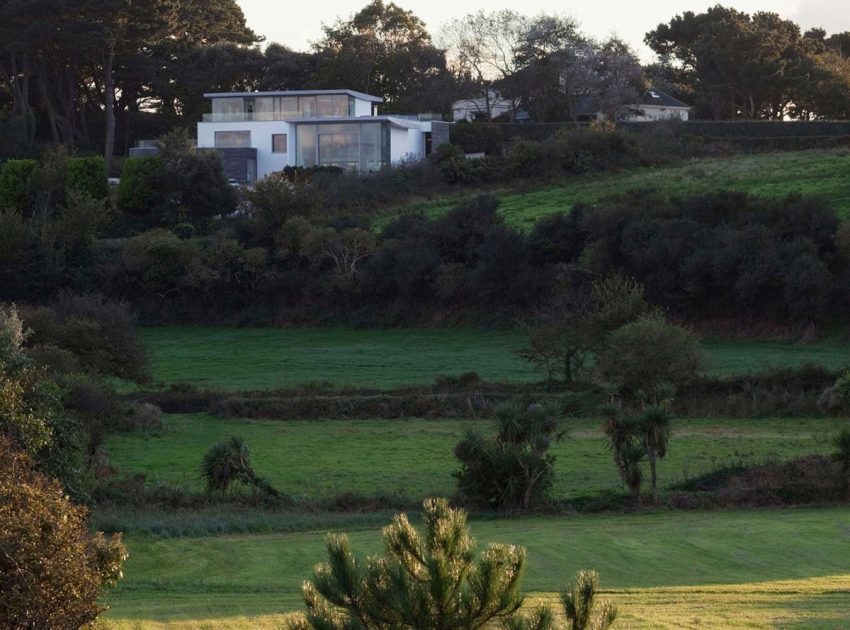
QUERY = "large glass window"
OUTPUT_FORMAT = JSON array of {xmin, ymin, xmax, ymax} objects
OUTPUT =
[
  {"xmin": 295, "ymin": 122, "xmax": 388, "ymax": 172},
  {"xmin": 298, "ymin": 96, "xmax": 317, "ymax": 117},
  {"xmin": 297, "ymin": 125, "xmax": 317, "ymax": 167},
  {"xmin": 211, "ymin": 98, "xmax": 244, "ymax": 119},
  {"xmin": 272, "ymin": 134, "xmax": 287, "ymax": 153},
  {"xmin": 278, "ymin": 97, "xmax": 299, "ymax": 118},
  {"xmin": 254, "ymin": 97, "xmax": 275, "ymax": 120},
  {"xmin": 214, "ymin": 130, "xmax": 251, "ymax": 148},
  {"xmin": 359, "ymin": 123, "xmax": 383, "ymax": 171},
  {"xmin": 318, "ymin": 132, "xmax": 359, "ymax": 170},
  {"xmin": 317, "ymin": 94, "xmax": 349, "ymax": 117}
]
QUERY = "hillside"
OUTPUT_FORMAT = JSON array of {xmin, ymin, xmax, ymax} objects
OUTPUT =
[{"xmin": 392, "ymin": 148, "xmax": 850, "ymax": 229}]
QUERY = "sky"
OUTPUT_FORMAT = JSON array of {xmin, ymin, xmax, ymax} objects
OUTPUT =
[{"xmin": 237, "ymin": 0, "xmax": 850, "ymax": 60}]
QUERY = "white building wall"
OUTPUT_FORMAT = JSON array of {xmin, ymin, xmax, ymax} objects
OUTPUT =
[
  {"xmin": 390, "ymin": 126, "xmax": 411, "ymax": 163},
  {"xmin": 197, "ymin": 120, "xmax": 294, "ymax": 178},
  {"xmin": 628, "ymin": 107, "xmax": 690, "ymax": 122},
  {"xmin": 354, "ymin": 99, "xmax": 374, "ymax": 117}
]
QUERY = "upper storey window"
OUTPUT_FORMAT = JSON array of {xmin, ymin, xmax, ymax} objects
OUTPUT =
[{"xmin": 206, "ymin": 94, "xmax": 359, "ymax": 121}]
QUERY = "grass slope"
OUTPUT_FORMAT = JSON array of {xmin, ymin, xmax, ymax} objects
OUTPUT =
[
  {"xmin": 139, "ymin": 326, "xmax": 850, "ymax": 391},
  {"xmin": 105, "ymin": 414, "xmax": 847, "ymax": 500},
  {"xmin": 393, "ymin": 149, "xmax": 850, "ymax": 229},
  {"xmin": 104, "ymin": 506, "xmax": 850, "ymax": 629}
]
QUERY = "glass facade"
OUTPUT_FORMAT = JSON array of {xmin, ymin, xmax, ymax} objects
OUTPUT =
[
  {"xmin": 294, "ymin": 122, "xmax": 388, "ymax": 172},
  {"xmin": 207, "ymin": 94, "xmax": 359, "ymax": 121}
]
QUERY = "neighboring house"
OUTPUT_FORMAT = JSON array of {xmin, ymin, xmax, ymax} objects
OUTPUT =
[
  {"xmin": 452, "ymin": 90, "xmax": 514, "ymax": 122},
  {"xmin": 196, "ymin": 89, "xmax": 448, "ymax": 183},
  {"xmin": 622, "ymin": 88, "xmax": 691, "ymax": 122}
]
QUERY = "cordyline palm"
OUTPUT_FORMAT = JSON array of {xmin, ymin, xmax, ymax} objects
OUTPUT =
[
  {"xmin": 201, "ymin": 437, "xmax": 278, "ymax": 497},
  {"xmin": 602, "ymin": 407, "xmax": 645, "ymax": 499},
  {"xmin": 640, "ymin": 406, "xmax": 672, "ymax": 503}
]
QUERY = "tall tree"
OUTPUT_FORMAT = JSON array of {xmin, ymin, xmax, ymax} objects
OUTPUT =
[
  {"xmin": 314, "ymin": 0, "xmax": 453, "ymax": 113},
  {"xmin": 645, "ymin": 6, "xmax": 807, "ymax": 119}
]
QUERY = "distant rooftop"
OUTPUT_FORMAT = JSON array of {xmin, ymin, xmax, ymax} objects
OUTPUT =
[
  {"xmin": 638, "ymin": 88, "xmax": 691, "ymax": 109},
  {"xmin": 203, "ymin": 89, "xmax": 383, "ymax": 103}
]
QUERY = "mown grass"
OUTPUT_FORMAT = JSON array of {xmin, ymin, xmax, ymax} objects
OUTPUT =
[
  {"xmin": 104, "ymin": 414, "xmax": 848, "ymax": 500},
  {"xmin": 139, "ymin": 326, "xmax": 850, "ymax": 391},
  {"xmin": 391, "ymin": 149, "xmax": 850, "ymax": 229},
  {"xmin": 104, "ymin": 506, "xmax": 850, "ymax": 628}
]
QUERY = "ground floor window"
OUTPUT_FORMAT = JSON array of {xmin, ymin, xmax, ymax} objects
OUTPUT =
[
  {"xmin": 272, "ymin": 134, "xmax": 287, "ymax": 153},
  {"xmin": 215, "ymin": 130, "xmax": 251, "ymax": 148}
]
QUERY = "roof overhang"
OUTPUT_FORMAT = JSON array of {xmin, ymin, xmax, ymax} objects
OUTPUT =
[{"xmin": 203, "ymin": 89, "xmax": 383, "ymax": 103}]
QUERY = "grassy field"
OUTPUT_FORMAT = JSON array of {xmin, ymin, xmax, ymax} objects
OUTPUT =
[
  {"xmin": 139, "ymin": 326, "xmax": 850, "ymax": 391},
  {"xmin": 392, "ymin": 149, "xmax": 850, "ymax": 229},
  {"xmin": 104, "ymin": 506, "xmax": 850, "ymax": 629},
  {"xmin": 105, "ymin": 414, "xmax": 847, "ymax": 500}
]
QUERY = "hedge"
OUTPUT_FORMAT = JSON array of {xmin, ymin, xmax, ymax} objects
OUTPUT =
[
  {"xmin": 65, "ymin": 156, "xmax": 108, "ymax": 200},
  {"xmin": 0, "ymin": 159, "xmax": 38, "ymax": 213},
  {"xmin": 117, "ymin": 157, "xmax": 164, "ymax": 215}
]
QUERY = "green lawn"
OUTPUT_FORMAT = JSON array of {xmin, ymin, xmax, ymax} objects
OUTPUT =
[
  {"xmin": 139, "ymin": 326, "xmax": 850, "ymax": 391},
  {"xmin": 392, "ymin": 149, "xmax": 850, "ymax": 229},
  {"xmin": 104, "ymin": 506, "xmax": 850, "ymax": 628},
  {"xmin": 105, "ymin": 414, "xmax": 848, "ymax": 500}
]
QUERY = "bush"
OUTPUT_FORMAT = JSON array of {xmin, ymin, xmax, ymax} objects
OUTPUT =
[
  {"xmin": 65, "ymin": 156, "xmax": 108, "ymax": 201},
  {"xmin": 201, "ymin": 437, "xmax": 279, "ymax": 496},
  {"xmin": 596, "ymin": 318, "xmax": 703, "ymax": 394},
  {"xmin": 25, "ymin": 292, "xmax": 150, "ymax": 383},
  {"xmin": 454, "ymin": 401, "xmax": 563, "ymax": 509},
  {"xmin": 117, "ymin": 157, "xmax": 165, "ymax": 215},
  {"xmin": 0, "ymin": 158, "xmax": 38, "ymax": 213},
  {"xmin": 0, "ymin": 438, "xmax": 126, "ymax": 629}
]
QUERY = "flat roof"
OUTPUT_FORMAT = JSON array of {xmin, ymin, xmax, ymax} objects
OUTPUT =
[{"xmin": 203, "ymin": 89, "xmax": 383, "ymax": 103}]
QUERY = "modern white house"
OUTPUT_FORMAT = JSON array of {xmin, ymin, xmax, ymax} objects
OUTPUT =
[
  {"xmin": 622, "ymin": 88, "xmax": 691, "ymax": 122},
  {"xmin": 196, "ymin": 89, "xmax": 448, "ymax": 182}
]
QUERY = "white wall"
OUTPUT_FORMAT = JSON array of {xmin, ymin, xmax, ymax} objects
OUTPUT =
[
  {"xmin": 628, "ymin": 107, "xmax": 690, "ymax": 122},
  {"xmin": 197, "ymin": 120, "xmax": 293, "ymax": 178},
  {"xmin": 353, "ymin": 98, "xmax": 374, "ymax": 117}
]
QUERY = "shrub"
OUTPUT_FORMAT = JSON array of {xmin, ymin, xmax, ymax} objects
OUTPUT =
[
  {"xmin": 0, "ymin": 438, "xmax": 126, "ymax": 629},
  {"xmin": 55, "ymin": 189, "xmax": 110, "ymax": 251},
  {"xmin": 596, "ymin": 318, "xmax": 703, "ymax": 394},
  {"xmin": 117, "ymin": 157, "xmax": 165, "ymax": 215},
  {"xmin": 454, "ymin": 401, "xmax": 564, "ymax": 509},
  {"xmin": 65, "ymin": 156, "xmax": 108, "ymax": 201},
  {"xmin": 0, "ymin": 158, "xmax": 38, "ymax": 212},
  {"xmin": 201, "ymin": 437, "xmax": 279, "ymax": 496},
  {"xmin": 26, "ymin": 292, "xmax": 150, "ymax": 383}
]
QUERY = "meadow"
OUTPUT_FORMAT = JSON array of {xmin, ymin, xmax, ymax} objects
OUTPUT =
[
  {"xmin": 104, "ymin": 506, "xmax": 850, "ymax": 629},
  {"xmin": 391, "ymin": 148, "xmax": 850, "ymax": 229},
  {"xmin": 139, "ymin": 326, "xmax": 850, "ymax": 391},
  {"xmin": 105, "ymin": 414, "xmax": 847, "ymax": 501}
]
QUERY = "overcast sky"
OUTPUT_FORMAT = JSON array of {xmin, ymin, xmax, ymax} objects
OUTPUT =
[{"xmin": 237, "ymin": 0, "xmax": 849, "ymax": 60}]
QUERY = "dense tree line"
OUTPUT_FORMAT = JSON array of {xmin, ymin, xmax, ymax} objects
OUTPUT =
[{"xmin": 646, "ymin": 5, "xmax": 850, "ymax": 120}]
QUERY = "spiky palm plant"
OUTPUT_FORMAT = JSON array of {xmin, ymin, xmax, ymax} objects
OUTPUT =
[
  {"xmin": 201, "ymin": 436, "xmax": 278, "ymax": 496},
  {"xmin": 640, "ymin": 406, "xmax": 672, "ymax": 502},
  {"xmin": 620, "ymin": 440, "xmax": 646, "ymax": 499}
]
